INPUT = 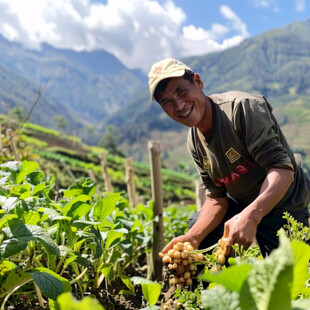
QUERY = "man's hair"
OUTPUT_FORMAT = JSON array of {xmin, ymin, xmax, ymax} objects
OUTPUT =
[{"xmin": 154, "ymin": 69, "xmax": 194, "ymax": 101}]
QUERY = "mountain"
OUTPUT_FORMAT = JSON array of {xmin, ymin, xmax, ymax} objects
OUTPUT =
[
  {"xmin": 0, "ymin": 62, "xmax": 79, "ymax": 128},
  {"xmin": 0, "ymin": 19, "xmax": 309, "ymax": 172},
  {"xmin": 0, "ymin": 35, "xmax": 146, "ymax": 125},
  {"xmin": 104, "ymin": 19, "xmax": 310, "ymax": 170}
]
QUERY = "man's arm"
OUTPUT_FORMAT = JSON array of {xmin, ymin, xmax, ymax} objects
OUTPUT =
[
  {"xmin": 223, "ymin": 167, "xmax": 294, "ymax": 255},
  {"xmin": 162, "ymin": 196, "xmax": 228, "ymax": 253}
]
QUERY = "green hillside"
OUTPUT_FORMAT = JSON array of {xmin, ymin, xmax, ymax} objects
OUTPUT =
[{"xmin": 0, "ymin": 114, "xmax": 196, "ymax": 205}]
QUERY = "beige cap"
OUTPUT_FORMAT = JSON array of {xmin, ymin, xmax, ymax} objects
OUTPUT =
[{"xmin": 148, "ymin": 58, "xmax": 193, "ymax": 100}]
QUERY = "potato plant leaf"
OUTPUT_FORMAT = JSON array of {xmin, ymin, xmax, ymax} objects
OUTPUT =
[
  {"xmin": 56, "ymin": 292, "xmax": 105, "ymax": 310},
  {"xmin": 61, "ymin": 194, "xmax": 91, "ymax": 216},
  {"xmin": 291, "ymin": 299, "xmax": 310, "ymax": 309},
  {"xmin": 0, "ymin": 214, "xmax": 18, "ymax": 229},
  {"xmin": 92, "ymin": 193, "xmax": 121, "ymax": 222},
  {"xmin": 0, "ymin": 221, "xmax": 59, "ymax": 258},
  {"xmin": 120, "ymin": 275, "xmax": 135, "ymax": 293},
  {"xmin": 290, "ymin": 240, "xmax": 310, "ymax": 299},
  {"xmin": 28, "ymin": 267, "xmax": 71, "ymax": 300},
  {"xmin": 131, "ymin": 276, "xmax": 161, "ymax": 307},
  {"xmin": 0, "ymin": 269, "xmax": 32, "ymax": 299},
  {"xmin": 240, "ymin": 230, "xmax": 293, "ymax": 310},
  {"xmin": 32, "ymin": 182, "xmax": 46, "ymax": 195},
  {"xmin": 16, "ymin": 161, "xmax": 39, "ymax": 184},
  {"xmin": 201, "ymin": 285, "xmax": 241, "ymax": 310},
  {"xmin": 105, "ymin": 230, "xmax": 124, "ymax": 249},
  {"xmin": 200, "ymin": 263, "xmax": 253, "ymax": 292}
]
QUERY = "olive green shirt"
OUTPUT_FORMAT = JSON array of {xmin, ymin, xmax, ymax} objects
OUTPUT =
[{"xmin": 187, "ymin": 91, "xmax": 310, "ymax": 213}]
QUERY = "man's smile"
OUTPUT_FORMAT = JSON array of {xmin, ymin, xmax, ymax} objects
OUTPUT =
[{"xmin": 179, "ymin": 106, "xmax": 193, "ymax": 118}]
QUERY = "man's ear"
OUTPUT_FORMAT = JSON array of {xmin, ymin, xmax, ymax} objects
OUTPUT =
[{"xmin": 194, "ymin": 73, "xmax": 203, "ymax": 90}]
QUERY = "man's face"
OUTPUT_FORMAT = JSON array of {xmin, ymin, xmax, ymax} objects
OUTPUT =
[{"xmin": 155, "ymin": 74, "xmax": 207, "ymax": 129}]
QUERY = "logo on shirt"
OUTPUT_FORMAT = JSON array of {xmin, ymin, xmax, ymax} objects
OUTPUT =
[
  {"xmin": 225, "ymin": 147, "xmax": 241, "ymax": 163},
  {"xmin": 203, "ymin": 156, "xmax": 211, "ymax": 171}
]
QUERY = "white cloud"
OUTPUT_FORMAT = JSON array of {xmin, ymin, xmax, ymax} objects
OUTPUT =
[
  {"xmin": 251, "ymin": 0, "xmax": 280, "ymax": 12},
  {"xmin": 0, "ymin": 0, "xmax": 249, "ymax": 72},
  {"xmin": 295, "ymin": 0, "xmax": 305, "ymax": 12}
]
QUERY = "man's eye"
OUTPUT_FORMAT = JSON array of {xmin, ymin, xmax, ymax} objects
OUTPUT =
[
  {"xmin": 162, "ymin": 100, "xmax": 171, "ymax": 106},
  {"xmin": 178, "ymin": 89, "xmax": 185, "ymax": 95}
]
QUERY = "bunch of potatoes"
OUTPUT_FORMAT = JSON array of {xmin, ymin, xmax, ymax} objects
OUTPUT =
[
  {"xmin": 214, "ymin": 237, "xmax": 228, "ymax": 265},
  {"xmin": 159, "ymin": 241, "xmax": 205, "ymax": 290}
]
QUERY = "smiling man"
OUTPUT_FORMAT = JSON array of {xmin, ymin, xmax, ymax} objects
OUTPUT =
[{"xmin": 148, "ymin": 58, "xmax": 310, "ymax": 257}]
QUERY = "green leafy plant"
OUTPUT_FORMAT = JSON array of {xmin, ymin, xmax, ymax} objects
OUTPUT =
[
  {"xmin": 200, "ymin": 230, "xmax": 310, "ymax": 310},
  {"xmin": 131, "ymin": 276, "xmax": 161, "ymax": 309}
]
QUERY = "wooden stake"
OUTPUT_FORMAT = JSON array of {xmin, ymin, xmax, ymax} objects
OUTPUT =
[
  {"xmin": 60, "ymin": 158, "xmax": 76, "ymax": 180},
  {"xmin": 125, "ymin": 157, "xmax": 137, "ymax": 209},
  {"xmin": 100, "ymin": 152, "xmax": 113, "ymax": 192},
  {"xmin": 6, "ymin": 128, "xmax": 20, "ymax": 161},
  {"xmin": 148, "ymin": 141, "xmax": 163, "ymax": 281},
  {"xmin": 0, "ymin": 124, "xmax": 3, "ymax": 154}
]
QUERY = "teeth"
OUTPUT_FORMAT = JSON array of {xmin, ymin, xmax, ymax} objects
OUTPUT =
[{"xmin": 181, "ymin": 107, "xmax": 192, "ymax": 117}]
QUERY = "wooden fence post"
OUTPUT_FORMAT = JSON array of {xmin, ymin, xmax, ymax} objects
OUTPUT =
[
  {"xmin": 125, "ymin": 158, "xmax": 137, "ymax": 209},
  {"xmin": 6, "ymin": 128, "xmax": 20, "ymax": 161},
  {"xmin": 60, "ymin": 158, "xmax": 76, "ymax": 181},
  {"xmin": 148, "ymin": 141, "xmax": 164, "ymax": 281},
  {"xmin": 100, "ymin": 152, "xmax": 113, "ymax": 192},
  {"xmin": 0, "ymin": 124, "xmax": 2, "ymax": 154},
  {"xmin": 195, "ymin": 180, "xmax": 205, "ymax": 211}
]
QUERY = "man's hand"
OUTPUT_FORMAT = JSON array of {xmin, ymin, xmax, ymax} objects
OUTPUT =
[
  {"xmin": 161, "ymin": 234, "xmax": 199, "ymax": 254},
  {"xmin": 222, "ymin": 211, "xmax": 258, "ymax": 256}
]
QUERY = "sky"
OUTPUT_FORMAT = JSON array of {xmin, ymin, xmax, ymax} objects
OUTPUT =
[{"xmin": 0, "ymin": 0, "xmax": 309, "ymax": 73}]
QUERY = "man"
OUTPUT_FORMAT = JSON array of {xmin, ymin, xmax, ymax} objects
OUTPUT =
[{"xmin": 148, "ymin": 58, "xmax": 310, "ymax": 257}]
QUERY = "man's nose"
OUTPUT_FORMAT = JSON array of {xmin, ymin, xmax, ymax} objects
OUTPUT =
[{"xmin": 175, "ymin": 98, "xmax": 185, "ymax": 111}]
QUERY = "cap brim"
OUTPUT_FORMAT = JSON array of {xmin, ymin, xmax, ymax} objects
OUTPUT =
[{"xmin": 150, "ymin": 68, "xmax": 186, "ymax": 100}]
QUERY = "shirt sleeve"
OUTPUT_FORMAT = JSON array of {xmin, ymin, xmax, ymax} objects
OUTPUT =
[
  {"xmin": 187, "ymin": 128, "xmax": 227, "ymax": 198},
  {"xmin": 233, "ymin": 96, "xmax": 294, "ymax": 171}
]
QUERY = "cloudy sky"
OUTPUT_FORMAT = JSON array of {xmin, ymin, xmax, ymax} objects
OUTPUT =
[{"xmin": 0, "ymin": 0, "xmax": 309, "ymax": 73}]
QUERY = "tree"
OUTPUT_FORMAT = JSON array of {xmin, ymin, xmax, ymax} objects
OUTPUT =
[
  {"xmin": 53, "ymin": 115, "xmax": 67, "ymax": 132},
  {"xmin": 9, "ymin": 107, "xmax": 26, "ymax": 122},
  {"xmin": 98, "ymin": 125, "xmax": 124, "ymax": 156}
]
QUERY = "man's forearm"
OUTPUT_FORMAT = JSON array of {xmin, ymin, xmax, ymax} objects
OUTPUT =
[
  {"xmin": 241, "ymin": 167, "xmax": 294, "ymax": 225},
  {"xmin": 187, "ymin": 197, "xmax": 228, "ymax": 244}
]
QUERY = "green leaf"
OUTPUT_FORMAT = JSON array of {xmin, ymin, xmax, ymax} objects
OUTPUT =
[
  {"xmin": 0, "ymin": 269, "xmax": 32, "ymax": 299},
  {"xmin": 23, "ymin": 211, "xmax": 41, "ymax": 225},
  {"xmin": 101, "ymin": 266, "xmax": 114, "ymax": 280},
  {"xmin": 93, "ymin": 193, "xmax": 121, "ymax": 222},
  {"xmin": 32, "ymin": 182, "xmax": 46, "ymax": 195},
  {"xmin": 292, "ymin": 299, "xmax": 310, "ymax": 309},
  {"xmin": 0, "ymin": 214, "xmax": 18, "ymax": 229},
  {"xmin": 105, "ymin": 230, "xmax": 124, "ymax": 249},
  {"xmin": 200, "ymin": 263, "xmax": 253, "ymax": 292},
  {"xmin": 63, "ymin": 189, "xmax": 83, "ymax": 198},
  {"xmin": 0, "ymin": 259, "xmax": 17, "ymax": 276},
  {"xmin": 62, "ymin": 194, "xmax": 91, "ymax": 216},
  {"xmin": 56, "ymin": 292, "xmax": 105, "ymax": 310},
  {"xmin": 17, "ymin": 161, "xmax": 39, "ymax": 184},
  {"xmin": 28, "ymin": 267, "xmax": 71, "ymax": 300},
  {"xmin": 290, "ymin": 240, "xmax": 310, "ymax": 299},
  {"xmin": 201, "ymin": 285, "xmax": 241, "ymax": 310},
  {"xmin": 27, "ymin": 170, "xmax": 45, "ymax": 185},
  {"xmin": 10, "ymin": 183, "xmax": 31, "ymax": 198},
  {"xmin": 240, "ymin": 230, "xmax": 294, "ymax": 310},
  {"xmin": 68, "ymin": 203, "xmax": 92, "ymax": 219},
  {"xmin": 120, "ymin": 275, "xmax": 135, "ymax": 293},
  {"xmin": 1, "ymin": 221, "xmax": 59, "ymax": 258},
  {"xmin": 131, "ymin": 276, "xmax": 161, "ymax": 306}
]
